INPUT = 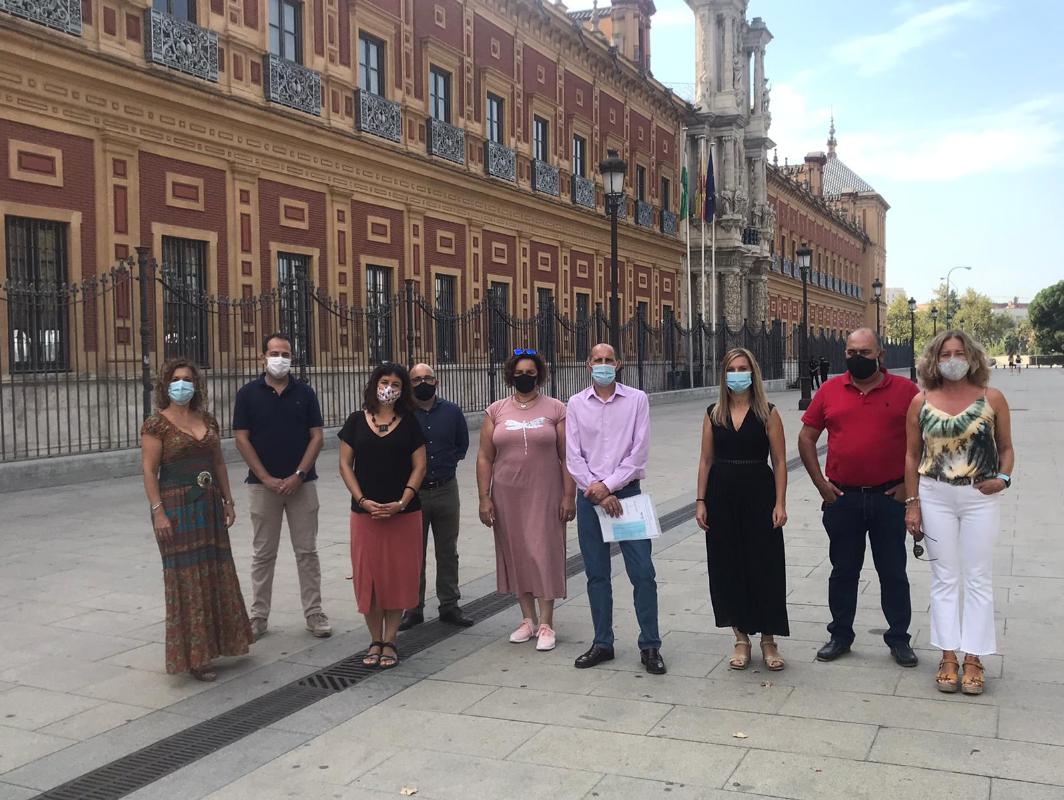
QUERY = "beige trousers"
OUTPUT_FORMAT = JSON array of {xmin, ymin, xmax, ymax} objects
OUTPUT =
[{"xmin": 248, "ymin": 481, "xmax": 322, "ymax": 621}]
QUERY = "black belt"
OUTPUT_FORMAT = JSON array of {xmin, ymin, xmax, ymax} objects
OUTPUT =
[
  {"xmin": 715, "ymin": 458, "xmax": 766, "ymax": 466},
  {"xmin": 422, "ymin": 475, "xmax": 455, "ymax": 490},
  {"xmin": 834, "ymin": 478, "xmax": 903, "ymax": 493}
]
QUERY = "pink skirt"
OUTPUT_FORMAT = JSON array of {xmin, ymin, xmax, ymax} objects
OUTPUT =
[{"xmin": 350, "ymin": 511, "xmax": 423, "ymax": 613}]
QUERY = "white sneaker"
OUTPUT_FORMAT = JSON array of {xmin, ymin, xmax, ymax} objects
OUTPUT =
[
  {"xmin": 305, "ymin": 613, "xmax": 332, "ymax": 638},
  {"xmin": 250, "ymin": 618, "xmax": 267, "ymax": 641},
  {"xmin": 509, "ymin": 618, "xmax": 535, "ymax": 643},
  {"xmin": 536, "ymin": 624, "xmax": 556, "ymax": 651}
]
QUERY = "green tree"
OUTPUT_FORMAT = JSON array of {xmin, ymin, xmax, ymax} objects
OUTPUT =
[
  {"xmin": 1028, "ymin": 280, "xmax": 1064, "ymax": 354},
  {"xmin": 885, "ymin": 296, "xmax": 934, "ymax": 353}
]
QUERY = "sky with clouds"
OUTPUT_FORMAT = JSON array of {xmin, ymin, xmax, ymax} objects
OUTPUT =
[{"xmin": 604, "ymin": 0, "xmax": 1063, "ymax": 303}]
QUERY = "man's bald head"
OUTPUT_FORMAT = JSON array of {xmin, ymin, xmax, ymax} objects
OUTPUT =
[
  {"xmin": 588, "ymin": 343, "xmax": 618, "ymax": 365},
  {"xmin": 846, "ymin": 328, "xmax": 882, "ymax": 356},
  {"xmin": 410, "ymin": 363, "xmax": 435, "ymax": 381}
]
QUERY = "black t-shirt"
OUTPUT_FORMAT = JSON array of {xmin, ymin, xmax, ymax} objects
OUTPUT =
[{"xmin": 338, "ymin": 410, "xmax": 426, "ymax": 513}]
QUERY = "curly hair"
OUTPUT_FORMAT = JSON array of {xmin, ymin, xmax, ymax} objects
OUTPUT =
[
  {"xmin": 154, "ymin": 358, "xmax": 206, "ymax": 411},
  {"xmin": 917, "ymin": 330, "xmax": 992, "ymax": 390},
  {"xmin": 503, "ymin": 350, "xmax": 547, "ymax": 388},
  {"xmin": 363, "ymin": 362, "xmax": 415, "ymax": 413}
]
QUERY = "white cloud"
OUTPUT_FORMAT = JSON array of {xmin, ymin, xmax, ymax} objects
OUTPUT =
[{"xmin": 833, "ymin": 1, "xmax": 991, "ymax": 77}]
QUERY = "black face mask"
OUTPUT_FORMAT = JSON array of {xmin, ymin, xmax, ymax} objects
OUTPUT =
[
  {"xmin": 413, "ymin": 382, "xmax": 437, "ymax": 402},
  {"xmin": 846, "ymin": 355, "xmax": 879, "ymax": 380},
  {"xmin": 513, "ymin": 373, "xmax": 538, "ymax": 394}
]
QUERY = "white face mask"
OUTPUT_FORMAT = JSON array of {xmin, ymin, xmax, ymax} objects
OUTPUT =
[
  {"xmin": 377, "ymin": 385, "xmax": 401, "ymax": 405},
  {"xmin": 939, "ymin": 357, "xmax": 970, "ymax": 382},
  {"xmin": 266, "ymin": 356, "xmax": 291, "ymax": 378}
]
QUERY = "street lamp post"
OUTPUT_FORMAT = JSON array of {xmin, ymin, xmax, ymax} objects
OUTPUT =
[
  {"xmin": 943, "ymin": 265, "xmax": 972, "ymax": 328},
  {"xmin": 599, "ymin": 149, "xmax": 627, "ymax": 351},
  {"xmin": 872, "ymin": 276, "xmax": 883, "ymax": 335},
  {"xmin": 931, "ymin": 306, "xmax": 939, "ymax": 336},
  {"xmin": 908, "ymin": 297, "xmax": 917, "ymax": 382},
  {"xmin": 797, "ymin": 244, "xmax": 813, "ymax": 410}
]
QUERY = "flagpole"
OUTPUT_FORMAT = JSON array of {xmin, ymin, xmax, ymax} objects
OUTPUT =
[
  {"xmin": 683, "ymin": 127, "xmax": 692, "ymax": 329},
  {"xmin": 699, "ymin": 136, "xmax": 706, "ymax": 323},
  {"xmin": 710, "ymin": 137, "xmax": 717, "ymax": 334}
]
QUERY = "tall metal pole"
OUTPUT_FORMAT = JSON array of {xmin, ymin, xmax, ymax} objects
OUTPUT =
[
  {"xmin": 609, "ymin": 195, "xmax": 620, "ymax": 351},
  {"xmin": 875, "ymin": 297, "xmax": 881, "ymax": 336},
  {"xmin": 798, "ymin": 265, "xmax": 811, "ymax": 410},
  {"xmin": 909, "ymin": 306, "xmax": 917, "ymax": 382},
  {"xmin": 136, "ymin": 246, "xmax": 154, "ymax": 421}
]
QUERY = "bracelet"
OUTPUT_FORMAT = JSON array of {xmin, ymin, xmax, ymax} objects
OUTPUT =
[
  {"xmin": 695, "ymin": 498, "xmax": 706, "ymax": 503},
  {"xmin": 404, "ymin": 485, "xmax": 417, "ymax": 494},
  {"xmin": 904, "ymin": 497, "xmax": 920, "ymax": 506},
  {"xmin": 150, "ymin": 501, "xmax": 164, "ymax": 512},
  {"xmin": 356, "ymin": 496, "xmax": 366, "ymax": 507}
]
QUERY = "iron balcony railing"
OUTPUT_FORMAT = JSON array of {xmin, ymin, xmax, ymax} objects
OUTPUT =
[
  {"xmin": 635, "ymin": 200, "xmax": 654, "ymax": 229},
  {"xmin": 263, "ymin": 54, "xmax": 321, "ymax": 116},
  {"xmin": 484, "ymin": 140, "xmax": 516, "ymax": 182},
  {"xmin": 143, "ymin": 9, "xmax": 218, "ymax": 83},
  {"xmin": 571, "ymin": 175, "xmax": 596, "ymax": 209},
  {"xmin": 355, "ymin": 89, "xmax": 401, "ymax": 142},
  {"xmin": 660, "ymin": 209, "xmax": 677, "ymax": 236},
  {"xmin": 0, "ymin": 0, "xmax": 81, "ymax": 35},
  {"xmin": 427, "ymin": 117, "xmax": 465, "ymax": 164},
  {"xmin": 532, "ymin": 159, "xmax": 560, "ymax": 196}
]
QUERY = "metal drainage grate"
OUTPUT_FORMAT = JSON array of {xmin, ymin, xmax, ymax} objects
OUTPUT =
[{"xmin": 34, "ymin": 447, "xmax": 823, "ymax": 799}]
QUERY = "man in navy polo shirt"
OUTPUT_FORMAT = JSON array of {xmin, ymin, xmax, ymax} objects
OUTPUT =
[
  {"xmin": 233, "ymin": 333, "xmax": 329, "ymax": 641},
  {"xmin": 399, "ymin": 362, "xmax": 473, "ymax": 630},
  {"xmin": 798, "ymin": 328, "xmax": 920, "ymax": 667}
]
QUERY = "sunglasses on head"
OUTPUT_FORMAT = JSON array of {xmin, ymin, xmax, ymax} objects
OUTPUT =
[{"xmin": 513, "ymin": 348, "xmax": 538, "ymax": 356}]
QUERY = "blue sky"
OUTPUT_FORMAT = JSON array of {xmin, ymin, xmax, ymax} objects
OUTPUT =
[{"xmin": 602, "ymin": 0, "xmax": 1064, "ymax": 304}]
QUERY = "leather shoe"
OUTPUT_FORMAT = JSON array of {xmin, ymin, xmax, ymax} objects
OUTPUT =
[
  {"xmin": 397, "ymin": 610, "xmax": 424, "ymax": 632},
  {"xmin": 439, "ymin": 607, "xmax": 475, "ymax": 628},
  {"xmin": 641, "ymin": 648, "xmax": 667, "ymax": 675},
  {"xmin": 574, "ymin": 644, "xmax": 615, "ymax": 669},
  {"xmin": 816, "ymin": 639, "xmax": 852, "ymax": 662},
  {"xmin": 889, "ymin": 643, "xmax": 919, "ymax": 668}
]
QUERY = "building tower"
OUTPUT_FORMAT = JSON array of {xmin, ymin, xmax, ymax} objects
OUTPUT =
[{"xmin": 684, "ymin": 0, "xmax": 774, "ymax": 327}]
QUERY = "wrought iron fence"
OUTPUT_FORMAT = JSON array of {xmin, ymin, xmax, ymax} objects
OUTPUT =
[{"xmin": 0, "ymin": 249, "xmax": 915, "ymax": 462}]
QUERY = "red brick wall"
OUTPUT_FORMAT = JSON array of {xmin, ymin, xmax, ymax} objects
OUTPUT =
[
  {"xmin": 363, "ymin": 0, "xmax": 400, "ymax": 16},
  {"xmin": 351, "ymin": 200, "xmax": 404, "ymax": 295},
  {"xmin": 139, "ymin": 152, "xmax": 229, "ymax": 290},
  {"xmin": 413, "ymin": 0, "xmax": 462, "ymax": 103},
  {"xmin": 473, "ymin": 14, "xmax": 513, "ymax": 78},
  {"xmin": 529, "ymin": 240, "xmax": 558, "ymax": 288},
  {"xmin": 629, "ymin": 110, "xmax": 650, "ymax": 156},
  {"xmin": 482, "ymin": 230, "xmax": 516, "ymax": 281},
  {"xmin": 423, "ymin": 216, "xmax": 466, "ymax": 288},
  {"xmin": 257, "ymin": 179, "xmax": 328, "ymax": 289},
  {"xmin": 0, "ymin": 120, "xmax": 96, "ymax": 280},
  {"xmin": 599, "ymin": 90, "xmax": 624, "ymax": 145},
  {"xmin": 569, "ymin": 248, "xmax": 594, "ymax": 292},
  {"xmin": 655, "ymin": 124, "xmax": 676, "ymax": 171}
]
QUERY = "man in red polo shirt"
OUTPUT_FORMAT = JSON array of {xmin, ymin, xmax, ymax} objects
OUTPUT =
[{"xmin": 798, "ymin": 328, "xmax": 920, "ymax": 667}]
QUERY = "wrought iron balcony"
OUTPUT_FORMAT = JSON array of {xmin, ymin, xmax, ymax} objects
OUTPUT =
[
  {"xmin": 144, "ymin": 9, "xmax": 218, "ymax": 83},
  {"xmin": 660, "ymin": 209, "xmax": 677, "ymax": 236},
  {"xmin": 532, "ymin": 159, "xmax": 559, "ymax": 197},
  {"xmin": 571, "ymin": 175, "xmax": 595, "ymax": 209},
  {"xmin": 742, "ymin": 226, "xmax": 761, "ymax": 245},
  {"xmin": 484, "ymin": 140, "xmax": 516, "ymax": 182},
  {"xmin": 635, "ymin": 200, "xmax": 654, "ymax": 229},
  {"xmin": 0, "ymin": 0, "xmax": 81, "ymax": 34},
  {"xmin": 427, "ymin": 117, "xmax": 465, "ymax": 164},
  {"xmin": 356, "ymin": 89, "xmax": 401, "ymax": 143},
  {"xmin": 264, "ymin": 54, "xmax": 321, "ymax": 116}
]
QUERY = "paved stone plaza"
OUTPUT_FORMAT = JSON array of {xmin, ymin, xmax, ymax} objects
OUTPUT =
[{"xmin": 0, "ymin": 369, "xmax": 1061, "ymax": 799}]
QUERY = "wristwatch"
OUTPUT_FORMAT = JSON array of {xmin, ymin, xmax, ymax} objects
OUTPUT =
[
  {"xmin": 996, "ymin": 472, "xmax": 1011, "ymax": 488},
  {"xmin": 296, "ymin": 469, "xmax": 307, "ymax": 480}
]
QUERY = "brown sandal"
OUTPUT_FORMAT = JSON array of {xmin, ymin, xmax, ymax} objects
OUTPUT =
[
  {"xmin": 936, "ymin": 653, "xmax": 960, "ymax": 693},
  {"xmin": 729, "ymin": 640, "xmax": 752, "ymax": 670},
  {"xmin": 962, "ymin": 656, "xmax": 985, "ymax": 695},
  {"xmin": 760, "ymin": 639, "xmax": 785, "ymax": 671}
]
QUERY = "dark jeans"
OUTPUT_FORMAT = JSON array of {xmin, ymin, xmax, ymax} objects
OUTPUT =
[
  {"xmin": 576, "ymin": 481, "xmax": 661, "ymax": 650},
  {"xmin": 415, "ymin": 480, "xmax": 461, "ymax": 612},
  {"xmin": 822, "ymin": 490, "xmax": 911, "ymax": 647}
]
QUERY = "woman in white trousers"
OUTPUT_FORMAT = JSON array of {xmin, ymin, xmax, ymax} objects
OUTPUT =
[{"xmin": 903, "ymin": 330, "xmax": 1014, "ymax": 695}]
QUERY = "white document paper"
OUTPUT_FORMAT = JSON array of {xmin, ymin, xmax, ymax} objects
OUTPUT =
[{"xmin": 595, "ymin": 493, "xmax": 662, "ymax": 542}]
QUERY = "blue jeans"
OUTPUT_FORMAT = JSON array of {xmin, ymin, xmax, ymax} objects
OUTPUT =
[
  {"xmin": 822, "ymin": 490, "xmax": 911, "ymax": 647},
  {"xmin": 576, "ymin": 481, "xmax": 661, "ymax": 650}
]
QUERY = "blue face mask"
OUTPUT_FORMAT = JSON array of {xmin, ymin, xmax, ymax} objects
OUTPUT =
[
  {"xmin": 725, "ymin": 371, "xmax": 752, "ymax": 393},
  {"xmin": 591, "ymin": 364, "xmax": 617, "ymax": 386},
  {"xmin": 168, "ymin": 379, "xmax": 196, "ymax": 406}
]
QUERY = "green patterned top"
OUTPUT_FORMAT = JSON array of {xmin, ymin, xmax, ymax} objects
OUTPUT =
[{"xmin": 917, "ymin": 395, "xmax": 998, "ymax": 483}]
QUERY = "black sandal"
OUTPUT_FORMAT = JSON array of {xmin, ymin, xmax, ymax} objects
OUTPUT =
[
  {"xmin": 379, "ymin": 641, "xmax": 399, "ymax": 669},
  {"xmin": 362, "ymin": 641, "xmax": 385, "ymax": 668}
]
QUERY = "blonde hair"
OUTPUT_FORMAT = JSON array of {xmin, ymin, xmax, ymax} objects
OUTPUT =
[
  {"xmin": 917, "ymin": 330, "xmax": 991, "ymax": 390},
  {"xmin": 711, "ymin": 347, "xmax": 771, "ymax": 429}
]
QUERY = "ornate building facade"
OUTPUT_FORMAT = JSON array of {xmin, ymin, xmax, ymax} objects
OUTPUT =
[
  {"xmin": 0, "ymin": 0, "xmax": 688, "ymax": 375},
  {"xmin": 769, "ymin": 120, "xmax": 889, "ymax": 335}
]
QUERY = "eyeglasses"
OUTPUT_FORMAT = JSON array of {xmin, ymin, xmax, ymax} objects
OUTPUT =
[
  {"xmin": 513, "ymin": 348, "xmax": 538, "ymax": 356},
  {"xmin": 912, "ymin": 533, "xmax": 938, "ymax": 561},
  {"xmin": 410, "ymin": 376, "xmax": 437, "ymax": 385}
]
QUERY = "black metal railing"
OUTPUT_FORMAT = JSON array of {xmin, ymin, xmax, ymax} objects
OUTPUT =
[
  {"xmin": 0, "ymin": 251, "xmax": 916, "ymax": 462},
  {"xmin": 355, "ymin": 89, "xmax": 402, "ymax": 142}
]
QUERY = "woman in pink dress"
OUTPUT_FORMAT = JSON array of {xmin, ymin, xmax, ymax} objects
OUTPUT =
[{"xmin": 476, "ymin": 349, "xmax": 576, "ymax": 651}]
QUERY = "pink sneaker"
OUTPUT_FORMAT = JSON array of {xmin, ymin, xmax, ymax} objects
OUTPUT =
[
  {"xmin": 536, "ymin": 624, "xmax": 556, "ymax": 651},
  {"xmin": 509, "ymin": 618, "xmax": 535, "ymax": 643}
]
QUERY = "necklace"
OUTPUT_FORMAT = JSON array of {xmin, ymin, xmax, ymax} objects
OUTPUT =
[
  {"xmin": 515, "ymin": 392, "xmax": 538, "ymax": 410},
  {"xmin": 370, "ymin": 410, "xmax": 397, "ymax": 433}
]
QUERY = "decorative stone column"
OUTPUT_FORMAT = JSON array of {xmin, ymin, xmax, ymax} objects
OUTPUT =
[
  {"xmin": 748, "ymin": 267, "xmax": 769, "ymax": 326},
  {"xmin": 721, "ymin": 269, "xmax": 743, "ymax": 329}
]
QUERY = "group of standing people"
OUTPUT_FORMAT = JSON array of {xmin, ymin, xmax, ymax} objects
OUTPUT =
[{"xmin": 141, "ymin": 324, "xmax": 1014, "ymax": 694}]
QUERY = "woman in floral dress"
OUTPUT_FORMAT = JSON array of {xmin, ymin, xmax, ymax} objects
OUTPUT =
[{"xmin": 141, "ymin": 358, "xmax": 253, "ymax": 680}]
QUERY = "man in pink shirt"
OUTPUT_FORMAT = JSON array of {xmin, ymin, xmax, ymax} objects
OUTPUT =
[{"xmin": 566, "ymin": 343, "xmax": 664, "ymax": 674}]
